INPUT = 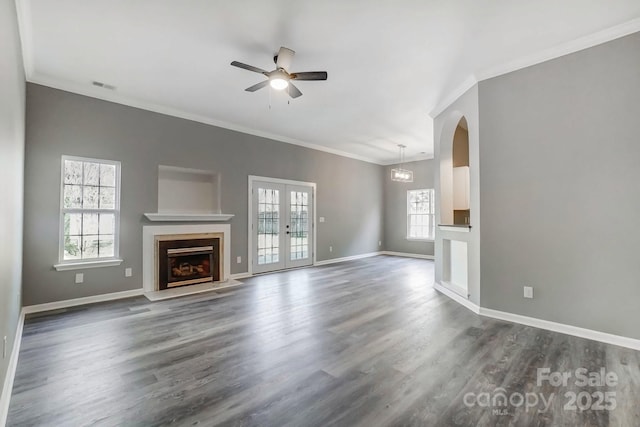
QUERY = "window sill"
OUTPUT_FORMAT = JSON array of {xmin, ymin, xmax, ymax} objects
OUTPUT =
[
  {"xmin": 54, "ymin": 258, "xmax": 124, "ymax": 271},
  {"xmin": 406, "ymin": 238, "xmax": 435, "ymax": 242}
]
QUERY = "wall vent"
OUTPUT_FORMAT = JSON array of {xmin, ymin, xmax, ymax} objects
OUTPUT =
[{"xmin": 92, "ymin": 81, "xmax": 116, "ymax": 90}]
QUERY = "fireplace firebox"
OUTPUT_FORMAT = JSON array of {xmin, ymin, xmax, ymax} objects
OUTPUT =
[{"xmin": 157, "ymin": 236, "xmax": 220, "ymax": 290}]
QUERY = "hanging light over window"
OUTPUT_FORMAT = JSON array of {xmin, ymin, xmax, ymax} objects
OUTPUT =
[{"xmin": 391, "ymin": 144, "xmax": 414, "ymax": 182}]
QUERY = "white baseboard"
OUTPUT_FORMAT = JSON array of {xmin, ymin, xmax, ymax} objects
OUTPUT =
[
  {"xmin": 433, "ymin": 282, "xmax": 640, "ymax": 351},
  {"xmin": 479, "ymin": 307, "xmax": 640, "ymax": 351},
  {"xmin": 22, "ymin": 288, "xmax": 144, "ymax": 314},
  {"xmin": 0, "ymin": 309, "xmax": 25, "ymax": 427},
  {"xmin": 434, "ymin": 282, "xmax": 479, "ymax": 314},
  {"xmin": 381, "ymin": 251, "xmax": 434, "ymax": 260},
  {"xmin": 314, "ymin": 251, "xmax": 382, "ymax": 266},
  {"xmin": 230, "ymin": 272, "xmax": 251, "ymax": 280}
]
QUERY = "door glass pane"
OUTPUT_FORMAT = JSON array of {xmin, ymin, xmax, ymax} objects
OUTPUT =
[
  {"xmin": 257, "ymin": 188, "xmax": 280, "ymax": 265},
  {"xmin": 290, "ymin": 190, "xmax": 310, "ymax": 261}
]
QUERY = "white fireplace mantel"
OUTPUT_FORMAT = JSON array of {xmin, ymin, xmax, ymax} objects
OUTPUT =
[
  {"xmin": 142, "ymin": 224, "xmax": 231, "ymax": 293},
  {"xmin": 144, "ymin": 213, "xmax": 234, "ymax": 222}
]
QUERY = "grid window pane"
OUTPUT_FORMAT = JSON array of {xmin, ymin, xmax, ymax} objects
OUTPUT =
[
  {"xmin": 290, "ymin": 190, "xmax": 310, "ymax": 261},
  {"xmin": 61, "ymin": 157, "xmax": 120, "ymax": 261},
  {"xmin": 257, "ymin": 188, "xmax": 280, "ymax": 265},
  {"xmin": 64, "ymin": 213, "xmax": 82, "ymax": 236},
  {"xmin": 99, "ymin": 214, "xmax": 115, "ymax": 235},
  {"xmin": 63, "ymin": 160, "xmax": 83, "ymax": 184},
  {"xmin": 83, "ymin": 213, "xmax": 99, "ymax": 235},
  {"xmin": 99, "ymin": 187, "xmax": 116, "ymax": 209},
  {"xmin": 82, "ymin": 236, "xmax": 100, "ymax": 258},
  {"xmin": 64, "ymin": 235, "xmax": 82, "ymax": 260},
  {"xmin": 63, "ymin": 184, "xmax": 83, "ymax": 208},
  {"xmin": 407, "ymin": 189, "xmax": 435, "ymax": 240},
  {"xmin": 99, "ymin": 236, "xmax": 115, "ymax": 257},
  {"xmin": 100, "ymin": 164, "xmax": 116, "ymax": 187},
  {"xmin": 83, "ymin": 186, "xmax": 99, "ymax": 209},
  {"xmin": 83, "ymin": 162, "xmax": 100, "ymax": 185}
]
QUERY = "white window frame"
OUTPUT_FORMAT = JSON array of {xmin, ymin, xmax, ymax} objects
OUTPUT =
[
  {"xmin": 406, "ymin": 188, "xmax": 435, "ymax": 241},
  {"xmin": 54, "ymin": 155, "xmax": 123, "ymax": 271}
]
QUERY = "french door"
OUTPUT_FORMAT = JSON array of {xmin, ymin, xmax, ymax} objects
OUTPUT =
[{"xmin": 251, "ymin": 179, "xmax": 314, "ymax": 274}]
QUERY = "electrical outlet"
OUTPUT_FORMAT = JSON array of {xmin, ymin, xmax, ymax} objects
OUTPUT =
[
  {"xmin": 125, "ymin": 268, "xmax": 132, "ymax": 277},
  {"xmin": 524, "ymin": 286, "xmax": 533, "ymax": 299},
  {"xmin": 3, "ymin": 336, "xmax": 6, "ymax": 359},
  {"xmin": 329, "ymin": 246, "xmax": 333, "ymax": 253},
  {"xmin": 75, "ymin": 273, "xmax": 84, "ymax": 284},
  {"xmin": 236, "ymin": 256, "xmax": 242, "ymax": 264}
]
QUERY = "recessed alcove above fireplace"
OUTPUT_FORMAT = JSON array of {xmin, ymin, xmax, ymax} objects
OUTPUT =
[{"xmin": 144, "ymin": 165, "xmax": 234, "ymax": 221}]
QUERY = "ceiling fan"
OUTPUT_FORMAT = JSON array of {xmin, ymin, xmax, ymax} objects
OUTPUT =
[{"xmin": 230, "ymin": 47, "xmax": 327, "ymax": 99}]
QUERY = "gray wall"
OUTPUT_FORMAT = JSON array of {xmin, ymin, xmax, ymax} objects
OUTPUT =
[
  {"xmin": 0, "ymin": 0, "xmax": 25, "ymax": 399},
  {"xmin": 383, "ymin": 159, "xmax": 435, "ymax": 256},
  {"xmin": 478, "ymin": 31, "xmax": 640, "ymax": 339},
  {"xmin": 23, "ymin": 84, "xmax": 384, "ymax": 305}
]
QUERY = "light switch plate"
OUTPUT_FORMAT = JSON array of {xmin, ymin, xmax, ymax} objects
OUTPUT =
[
  {"xmin": 125, "ymin": 268, "xmax": 132, "ymax": 277},
  {"xmin": 319, "ymin": 217, "xmax": 325, "ymax": 223}
]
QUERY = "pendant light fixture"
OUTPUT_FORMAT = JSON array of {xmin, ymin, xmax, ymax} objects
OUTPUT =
[{"xmin": 391, "ymin": 144, "xmax": 414, "ymax": 182}]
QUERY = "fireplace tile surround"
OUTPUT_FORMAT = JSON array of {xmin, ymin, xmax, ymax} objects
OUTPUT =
[{"xmin": 143, "ymin": 224, "xmax": 231, "ymax": 293}]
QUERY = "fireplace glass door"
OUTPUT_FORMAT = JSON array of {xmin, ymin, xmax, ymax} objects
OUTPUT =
[{"xmin": 252, "ymin": 180, "xmax": 314, "ymax": 274}]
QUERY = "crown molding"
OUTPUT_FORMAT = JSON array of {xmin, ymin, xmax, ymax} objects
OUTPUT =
[
  {"xmin": 379, "ymin": 153, "xmax": 435, "ymax": 166},
  {"xmin": 429, "ymin": 75, "xmax": 478, "ymax": 119},
  {"xmin": 28, "ymin": 74, "xmax": 386, "ymax": 165},
  {"xmin": 476, "ymin": 17, "xmax": 640, "ymax": 83},
  {"xmin": 430, "ymin": 18, "xmax": 640, "ymax": 119},
  {"xmin": 14, "ymin": 0, "xmax": 34, "ymax": 77}
]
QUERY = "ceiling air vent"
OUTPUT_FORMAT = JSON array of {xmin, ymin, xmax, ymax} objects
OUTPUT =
[{"xmin": 92, "ymin": 81, "xmax": 116, "ymax": 90}]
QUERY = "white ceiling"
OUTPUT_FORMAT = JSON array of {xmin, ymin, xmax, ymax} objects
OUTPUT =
[{"xmin": 16, "ymin": 0, "xmax": 640, "ymax": 164}]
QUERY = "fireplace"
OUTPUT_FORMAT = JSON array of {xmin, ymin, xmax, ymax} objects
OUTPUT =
[
  {"xmin": 143, "ymin": 224, "xmax": 231, "ymax": 294},
  {"xmin": 154, "ymin": 233, "xmax": 223, "ymax": 291},
  {"xmin": 167, "ymin": 246, "xmax": 214, "ymax": 286}
]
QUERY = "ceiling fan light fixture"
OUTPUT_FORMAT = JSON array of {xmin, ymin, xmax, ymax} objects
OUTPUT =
[
  {"xmin": 270, "ymin": 77, "xmax": 289, "ymax": 90},
  {"xmin": 231, "ymin": 47, "xmax": 327, "ymax": 99}
]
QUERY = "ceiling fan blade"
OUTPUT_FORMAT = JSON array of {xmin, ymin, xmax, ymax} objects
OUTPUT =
[
  {"xmin": 291, "ymin": 71, "xmax": 328, "ymax": 81},
  {"xmin": 231, "ymin": 61, "xmax": 268, "ymax": 75},
  {"xmin": 275, "ymin": 47, "xmax": 295, "ymax": 71},
  {"xmin": 245, "ymin": 80, "xmax": 269, "ymax": 92},
  {"xmin": 287, "ymin": 82, "xmax": 303, "ymax": 99}
]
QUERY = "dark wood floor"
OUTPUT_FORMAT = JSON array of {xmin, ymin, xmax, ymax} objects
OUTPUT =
[{"xmin": 8, "ymin": 256, "xmax": 640, "ymax": 426}]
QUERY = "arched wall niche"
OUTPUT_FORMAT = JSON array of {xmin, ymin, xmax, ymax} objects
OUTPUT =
[
  {"xmin": 438, "ymin": 113, "xmax": 470, "ymax": 225},
  {"xmin": 452, "ymin": 117, "xmax": 470, "ymax": 225}
]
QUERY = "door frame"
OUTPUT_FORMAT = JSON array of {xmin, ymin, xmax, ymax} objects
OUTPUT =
[{"xmin": 248, "ymin": 175, "xmax": 317, "ymax": 275}]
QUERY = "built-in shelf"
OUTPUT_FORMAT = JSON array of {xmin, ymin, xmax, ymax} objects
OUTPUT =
[
  {"xmin": 438, "ymin": 224, "xmax": 471, "ymax": 233},
  {"xmin": 144, "ymin": 213, "xmax": 234, "ymax": 222}
]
